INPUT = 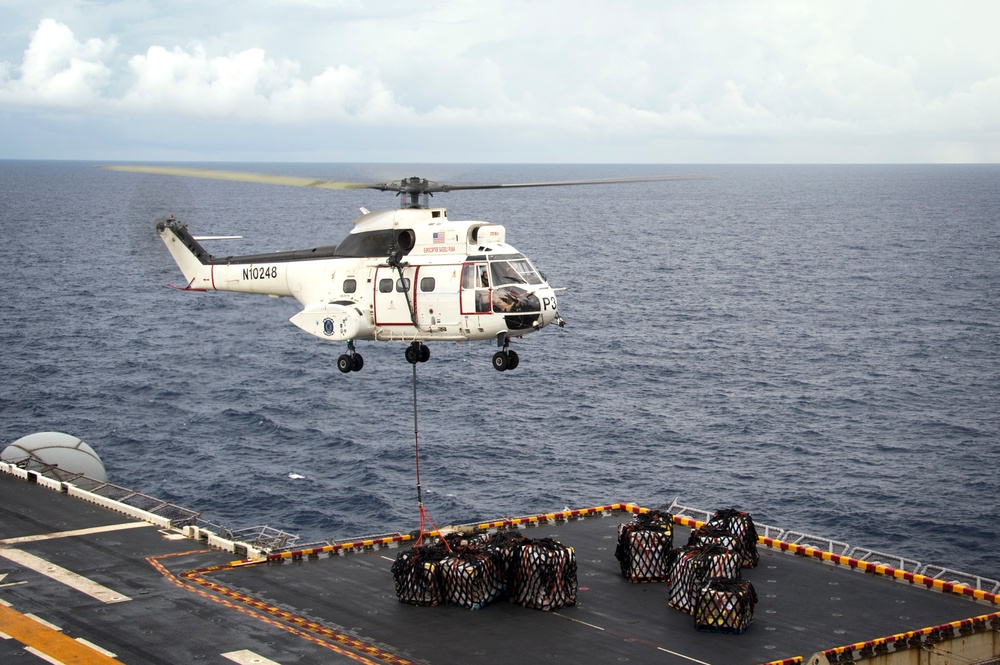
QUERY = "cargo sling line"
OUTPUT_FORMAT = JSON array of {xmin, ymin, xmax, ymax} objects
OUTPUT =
[{"xmin": 411, "ymin": 359, "xmax": 448, "ymax": 549}]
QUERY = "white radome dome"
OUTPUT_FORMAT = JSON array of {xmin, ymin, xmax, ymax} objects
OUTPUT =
[{"xmin": 2, "ymin": 431, "xmax": 107, "ymax": 482}]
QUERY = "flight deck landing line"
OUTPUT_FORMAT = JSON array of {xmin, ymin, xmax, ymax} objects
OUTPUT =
[{"xmin": 0, "ymin": 548, "xmax": 131, "ymax": 604}]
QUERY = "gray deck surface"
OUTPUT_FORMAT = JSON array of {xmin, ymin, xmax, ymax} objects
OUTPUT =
[{"xmin": 1, "ymin": 471, "xmax": 991, "ymax": 664}]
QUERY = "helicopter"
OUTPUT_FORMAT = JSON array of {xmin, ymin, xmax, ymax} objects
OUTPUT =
[{"xmin": 108, "ymin": 165, "xmax": 696, "ymax": 373}]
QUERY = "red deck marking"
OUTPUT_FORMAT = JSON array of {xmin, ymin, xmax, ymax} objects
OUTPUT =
[{"xmin": 148, "ymin": 551, "xmax": 414, "ymax": 665}]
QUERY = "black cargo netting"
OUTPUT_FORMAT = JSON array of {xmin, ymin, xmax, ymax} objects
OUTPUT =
[
  {"xmin": 441, "ymin": 550, "xmax": 504, "ymax": 609},
  {"xmin": 391, "ymin": 545, "xmax": 450, "ymax": 606},
  {"xmin": 481, "ymin": 529, "xmax": 528, "ymax": 587},
  {"xmin": 705, "ymin": 508, "xmax": 759, "ymax": 568},
  {"xmin": 508, "ymin": 537, "xmax": 578, "ymax": 611},
  {"xmin": 694, "ymin": 578, "xmax": 758, "ymax": 634},
  {"xmin": 391, "ymin": 532, "xmax": 501, "ymax": 608},
  {"xmin": 687, "ymin": 525, "xmax": 743, "ymax": 561},
  {"xmin": 666, "ymin": 544, "xmax": 742, "ymax": 614},
  {"xmin": 392, "ymin": 530, "xmax": 576, "ymax": 611},
  {"xmin": 615, "ymin": 510, "xmax": 674, "ymax": 582}
]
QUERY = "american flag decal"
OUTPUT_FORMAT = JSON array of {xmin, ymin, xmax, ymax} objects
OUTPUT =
[{"xmin": 432, "ymin": 231, "xmax": 445, "ymax": 244}]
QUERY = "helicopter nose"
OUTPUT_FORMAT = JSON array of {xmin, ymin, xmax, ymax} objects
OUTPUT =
[{"xmin": 537, "ymin": 287, "xmax": 560, "ymax": 328}]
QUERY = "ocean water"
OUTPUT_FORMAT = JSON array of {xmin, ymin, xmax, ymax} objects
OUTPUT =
[{"xmin": 1, "ymin": 161, "xmax": 997, "ymax": 580}]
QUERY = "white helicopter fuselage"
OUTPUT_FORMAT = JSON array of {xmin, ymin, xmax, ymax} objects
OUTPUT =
[{"xmin": 156, "ymin": 207, "xmax": 561, "ymax": 350}]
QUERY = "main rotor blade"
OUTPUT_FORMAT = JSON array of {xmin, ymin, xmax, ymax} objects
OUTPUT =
[
  {"xmin": 104, "ymin": 165, "xmax": 706, "ymax": 196},
  {"xmin": 429, "ymin": 175, "xmax": 705, "ymax": 193},
  {"xmin": 102, "ymin": 165, "xmax": 374, "ymax": 190}
]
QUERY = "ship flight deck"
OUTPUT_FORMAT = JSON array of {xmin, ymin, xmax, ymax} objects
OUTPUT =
[{"xmin": 1, "ymin": 466, "xmax": 998, "ymax": 665}]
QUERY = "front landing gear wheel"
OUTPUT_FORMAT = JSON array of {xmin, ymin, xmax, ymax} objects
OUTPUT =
[{"xmin": 492, "ymin": 351, "xmax": 509, "ymax": 371}]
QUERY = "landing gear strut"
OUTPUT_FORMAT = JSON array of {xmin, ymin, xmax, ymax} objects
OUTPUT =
[
  {"xmin": 492, "ymin": 335, "xmax": 520, "ymax": 372},
  {"xmin": 337, "ymin": 341, "xmax": 364, "ymax": 373},
  {"xmin": 405, "ymin": 341, "xmax": 430, "ymax": 365}
]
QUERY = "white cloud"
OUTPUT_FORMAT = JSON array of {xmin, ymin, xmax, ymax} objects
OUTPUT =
[
  {"xmin": 0, "ymin": 2, "xmax": 999, "ymax": 162},
  {"xmin": 0, "ymin": 18, "xmax": 116, "ymax": 108}
]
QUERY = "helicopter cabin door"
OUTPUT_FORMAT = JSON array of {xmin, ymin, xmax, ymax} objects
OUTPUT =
[
  {"xmin": 460, "ymin": 262, "xmax": 491, "ymax": 325},
  {"xmin": 374, "ymin": 266, "xmax": 417, "ymax": 327}
]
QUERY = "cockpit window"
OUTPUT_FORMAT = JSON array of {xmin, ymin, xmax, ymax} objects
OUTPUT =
[{"xmin": 490, "ymin": 259, "xmax": 542, "ymax": 286}]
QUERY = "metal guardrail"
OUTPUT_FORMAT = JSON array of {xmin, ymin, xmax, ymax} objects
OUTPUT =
[
  {"xmin": 223, "ymin": 525, "xmax": 300, "ymax": 551},
  {"xmin": 7, "ymin": 461, "xmax": 997, "ymax": 593},
  {"xmin": 665, "ymin": 498, "xmax": 1000, "ymax": 596},
  {"xmin": 4, "ymin": 458, "xmax": 301, "ymax": 550}
]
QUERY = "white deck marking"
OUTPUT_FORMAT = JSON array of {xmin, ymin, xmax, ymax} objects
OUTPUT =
[
  {"xmin": 0, "ymin": 521, "xmax": 152, "ymax": 545},
  {"xmin": 221, "ymin": 649, "xmax": 283, "ymax": 664},
  {"xmin": 76, "ymin": 638, "xmax": 118, "ymax": 657},
  {"xmin": 0, "ymin": 572, "xmax": 29, "ymax": 589},
  {"xmin": 552, "ymin": 611, "xmax": 713, "ymax": 665},
  {"xmin": 0, "ymin": 549, "xmax": 131, "ymax": 603},
  {"xmin": 25, "ymin": 613, "xmax": 63, "ymax": 631},
  {"xmin": 25, "ymin": 646, "xmax": 67, "ymax": 664}
]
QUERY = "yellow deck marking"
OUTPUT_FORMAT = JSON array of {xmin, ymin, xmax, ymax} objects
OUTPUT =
[
  {"xmin": 0, "ymin": 548, "xmax": 131, "ymax": 603},
  {"xmin": 0, "ymin": 521, "xmax": 152, "ymax": 545},
  {"xmin": 0, "ymin": 604, "xmax": 123, "ymax": 664},
  {"xmin": 222, "ymin": 648, "xmax": 283, "ymax": 664}
]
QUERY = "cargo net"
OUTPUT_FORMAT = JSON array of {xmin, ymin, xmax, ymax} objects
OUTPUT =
[
  {"xmin": 391, "ymin": 532, "xmax": 500, "ymax": 609},
  {"xmin": 615, "ymin": 510, "xmax": 674, "ymax": 582},
  {"xmin": 391, "ymin": 531, "xmax": 577, "ymax": 611},
  {"xmin": 694, "ymin": 578, "xmax": 758, "ymax": 634},
  {"xmin": 508, "ymin": 537, "xmax": 578, "ymax": 611},
  {"xmin": 666, "ymin": 544, "xmax": 742, "ymax": 614},
  {"xmin": 703, "ymin": 508, "xmax": 759, "ymax": 568}
]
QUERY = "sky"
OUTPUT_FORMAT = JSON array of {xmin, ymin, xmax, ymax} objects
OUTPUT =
[{"xmin": 1, "ymin": 0, "xmax": 998, "ymax": 163}]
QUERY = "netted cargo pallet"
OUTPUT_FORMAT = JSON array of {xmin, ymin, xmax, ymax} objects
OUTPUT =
[
  {"xmin": 508, "ymin": 537, "xmax": 578, "ymax": 611},
  {"xmin": 392, "ymin": 530, "xmax": 542, "ymax": 610},
  {"xmin": 392, "ymin": 532, "xmax": 505, "ymax": 609},
  {"xmin": 615, "ymin": 510, "xmax": 674, "ymax": 582},
  {"xmin": 705, "ymin": 508, "xmax": 759, "ymax": 568},
  {"xmin": 481, "ymin": 529, "xmax": 527, "ymax": 590},
  {"xmin": 440, "ymin": 550, "xmax": 504, "ymax": 609},
  {"xmin": 392, "ymin": 545, "xmax": 449, "ymax": 606},
  {"xmin": 694, "ymin": 578, "xmax": 758, "ymax": 634},
  {"xmin": 687, "ymin": 525, "xmax": 743, "ymax": 560},
  {"xmin": 666, "ymin": 544, "xmax": 741, "ymax": 614}
]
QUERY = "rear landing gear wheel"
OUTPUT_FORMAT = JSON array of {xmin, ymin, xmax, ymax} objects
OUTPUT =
[
  {"xmin": 406, "ymin": 342, "xmax": 430, "ymax": 365},
  {"xmin": 339, "ymin": 341, "xmax": 363, "ymax": 373},
  {"xmin": 337, "ymin": 354, "xmax": 353, "ymax": 373},
  {"xmin": 506, "ymin": 349, "xmax": 519, "ymax": 370}
]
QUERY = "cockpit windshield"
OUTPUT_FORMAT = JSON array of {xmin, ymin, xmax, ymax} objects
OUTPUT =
[{"xmin": 490, "ymin": 259, "xmax": 543, "ymax": 286}]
